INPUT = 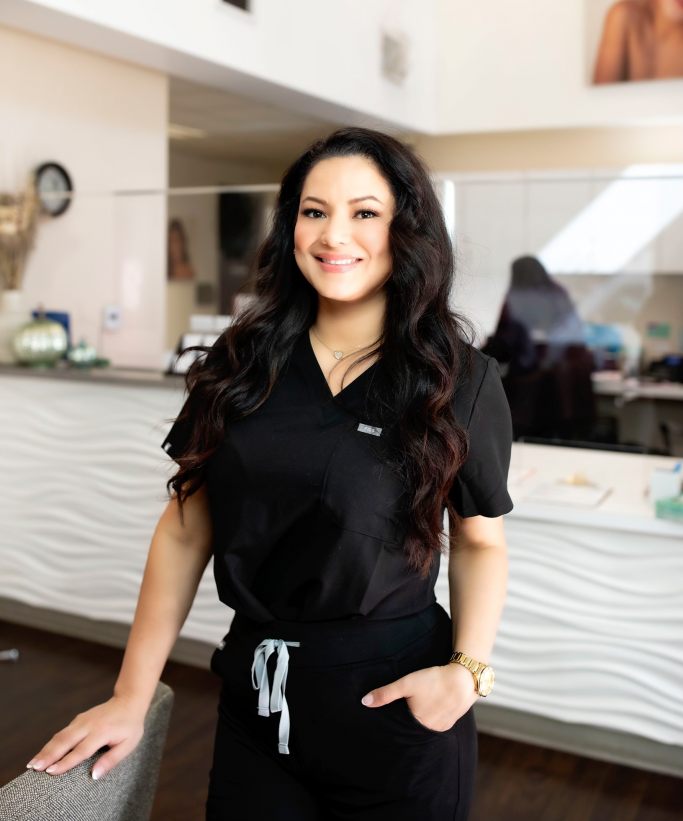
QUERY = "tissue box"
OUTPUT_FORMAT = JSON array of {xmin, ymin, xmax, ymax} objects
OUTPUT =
[
  {"xmin": 649, "ymin": 468, "xmax": 682, "ymax": 503},
  {"xmin": 655, "ymin": 495, "xmax": 683, "ymax": 524}
]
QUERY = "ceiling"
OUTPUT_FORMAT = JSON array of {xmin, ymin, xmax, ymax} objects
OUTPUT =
[{"xmin": 169, "ymin": 77, "xmax": 335, "ymax": 164}]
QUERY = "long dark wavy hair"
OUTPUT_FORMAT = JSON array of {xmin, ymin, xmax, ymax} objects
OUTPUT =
[{"xmin": 167, "ymin": 126, "xmax": 473, "ymax": 576}]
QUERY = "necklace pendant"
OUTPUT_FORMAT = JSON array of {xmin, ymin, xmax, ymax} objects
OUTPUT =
[{"xmin": 334, "ymin": 350, "xmax": 343, "ymax": 360}]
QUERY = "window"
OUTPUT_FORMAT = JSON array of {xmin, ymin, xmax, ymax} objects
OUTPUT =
[{"xmin": 439, "ymin": 166, "xmax": 683, "ymax": 456}]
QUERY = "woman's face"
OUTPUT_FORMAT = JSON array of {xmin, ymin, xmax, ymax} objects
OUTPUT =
[{"xmin": 294, "ymin": 156, "xmax": 395, "ymax": 304}]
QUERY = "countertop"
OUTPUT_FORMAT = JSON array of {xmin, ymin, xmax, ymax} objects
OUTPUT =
[
  {"xmin": 3, "ymin": 363, "xmax": 681, "ymax": 535},
  {"xmin": 0, "ymin": 363, "xmax": 185, "ymax": 390},
  {"xmin": 507, "ymin": 442, "xmax": 683, "ymax": 535}
]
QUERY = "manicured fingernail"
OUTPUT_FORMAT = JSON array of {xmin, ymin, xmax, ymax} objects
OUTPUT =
[
  {"xmin": 92, "ymin": 768, "xmax": 101, "ymax": 780},
  {"xmin": 46, "ymin": 765, "xmax": 57, "ymax": 773},
  {"xmin": 26, "ymin": 759, "xmax": 36, "ymax": 768},
  {"xmin": 32, "ymin": 761, "xmax": 44, "ymax": 770},
  {"xmin": 361, "ymin": 694, "xmax": 373, "ymax": 706}
]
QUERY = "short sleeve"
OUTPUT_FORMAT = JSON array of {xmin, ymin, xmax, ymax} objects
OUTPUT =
[
  {"xmin": 161, "ymin": 399, "xmax": 193, "ymax": 463},
  {"xmin": 448, "ymin": 356, "xmax": 514, "ymax": 518}
]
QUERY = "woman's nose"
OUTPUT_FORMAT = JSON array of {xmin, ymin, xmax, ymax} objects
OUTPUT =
[{"xmin": 320, "ymin": 216, "xmax": 351, "ymax": 247}]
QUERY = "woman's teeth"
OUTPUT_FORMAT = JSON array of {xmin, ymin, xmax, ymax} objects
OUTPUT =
[{"xmin": 318, "ymin": 258, "xmax": 359, "ymax": 265}]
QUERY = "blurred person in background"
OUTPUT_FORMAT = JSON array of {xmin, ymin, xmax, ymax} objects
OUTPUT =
[
  {"xmin": 25, "ymin": 128, "xmax": 513, "ymax": 821},
  {"xmin": 484, "ymin": 255, "xmax": 595, "ymax": 441}
]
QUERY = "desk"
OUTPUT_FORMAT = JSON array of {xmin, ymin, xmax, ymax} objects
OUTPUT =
[
  {"xmin": 592, "ymin": 372, "xmax": 683, "ymax": 402},
  {"xmin": 591, "ymin": 372, "xmax": 683, "ymax": 455}
]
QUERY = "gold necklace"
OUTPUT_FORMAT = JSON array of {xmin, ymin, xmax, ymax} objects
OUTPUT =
[{"xmin": 310, "ymin": 325, "xmax": 379, "ymax": 361}]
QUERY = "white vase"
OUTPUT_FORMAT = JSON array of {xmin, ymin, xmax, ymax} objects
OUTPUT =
[{"xmin": 0, "ymin": 290, "xmax": 31, "ymax": 364}]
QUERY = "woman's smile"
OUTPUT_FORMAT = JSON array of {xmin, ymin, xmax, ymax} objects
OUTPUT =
[{"xmin": 314, "ymin": 253, "xmax": 364, "ymax": 273}]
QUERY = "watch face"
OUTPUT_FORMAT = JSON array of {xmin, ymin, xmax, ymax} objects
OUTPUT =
[
  {"xmin": 36, "ymin": 163, "xmax": 72, "ymax": 217},
  {"xmin": 478, "ymin": 666, "xmax": 495, "ymax": 696}
]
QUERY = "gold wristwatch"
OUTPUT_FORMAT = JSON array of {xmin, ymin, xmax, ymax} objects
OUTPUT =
[{"xmin": 449, "ymin": 651, "xmax": 495, "ymax": 697}]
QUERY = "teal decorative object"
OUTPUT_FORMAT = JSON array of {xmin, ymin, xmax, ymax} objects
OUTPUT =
[
  {"xmin": 67, "ymin": 338, "xmax": 98, "ymax": 368},
  {"xmin": 12, "ymin": 306, "xmax": 68, "ymax": 367},
  {"xmin": 655, "ymin": 495, "xmax": 683, "ymax": 524}
]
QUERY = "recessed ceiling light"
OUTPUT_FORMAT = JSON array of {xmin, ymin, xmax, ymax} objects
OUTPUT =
[{"xmin": 168, "ymin": 123, "xmax": 207, "ymax": 140}]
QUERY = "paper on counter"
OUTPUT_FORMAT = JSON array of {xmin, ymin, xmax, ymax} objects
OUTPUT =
[
  {"xmin": 508, "ymin": 466, "xmax": 536, "ymax": 486},
  {"xmin": 524, "ymin": 482, "xmax": 611, "ymax": 508}
]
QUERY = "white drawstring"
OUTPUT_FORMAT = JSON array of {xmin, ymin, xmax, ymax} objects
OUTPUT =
[{"xmin": 251, "ymin": 638, "xmax": 300, "ymax": 755}]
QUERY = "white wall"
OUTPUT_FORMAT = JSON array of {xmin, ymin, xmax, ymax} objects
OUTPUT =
[
  {"xmin": 436, "ymin": 0, "xmax": 683, "ymax": 134},
  {"xmin": 1, "ymin": 0, "xmax": 438, "ymax": 132},
  {"xmin": 6, "ymin": 0, "xmax": 682, "ymax": 139},
  {"xmin": 0, "ymin": 25, "xmax": 168, "ymax": 369}
]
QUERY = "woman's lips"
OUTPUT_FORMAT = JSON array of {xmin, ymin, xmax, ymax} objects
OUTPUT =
[{"xmin": 315, "ymin": 255, "xmax": 363, "ymax": 273}]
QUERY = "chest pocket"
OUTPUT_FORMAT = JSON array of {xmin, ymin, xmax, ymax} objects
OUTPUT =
[{"xmin": 320, "ymin": 428, "xmax": 409, "ymax": 546}]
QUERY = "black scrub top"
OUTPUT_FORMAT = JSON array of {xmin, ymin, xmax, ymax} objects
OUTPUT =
[{"xmin": 161, "ymin": 328, "xmax": 513, "ymax": 623}]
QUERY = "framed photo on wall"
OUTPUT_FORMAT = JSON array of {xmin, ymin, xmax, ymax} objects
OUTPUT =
[{"xmin": 587, "ymin": 0, "xmax": 683, "ymax": 84}]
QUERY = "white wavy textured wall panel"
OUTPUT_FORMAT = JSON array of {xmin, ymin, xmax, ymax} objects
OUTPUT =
[
  {"xmin": 486, "ymin": 515, "xmax": 683, "ymax": 746},
  {"xmin": 0, "ymin": 376, "xmax": 232, "ymax": 645}
]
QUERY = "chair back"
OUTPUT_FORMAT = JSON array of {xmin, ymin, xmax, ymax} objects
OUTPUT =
[{"xmin": 0, "ymin": 680, "xmax": 174, "ymax": 821}]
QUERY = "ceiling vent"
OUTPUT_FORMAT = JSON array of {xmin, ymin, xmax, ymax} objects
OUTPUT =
[{"xmin": 381, "ymin": 32, "xmax": 409, "ymax": 85}]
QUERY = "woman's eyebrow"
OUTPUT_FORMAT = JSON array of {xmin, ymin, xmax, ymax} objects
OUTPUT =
[
  {"xmin": 349, "ymin": 195, "xmax": 382, "ymax": 204},
  {"xmin": 301, "ymin": 195, "xmax": 383, "ymax": 205}
]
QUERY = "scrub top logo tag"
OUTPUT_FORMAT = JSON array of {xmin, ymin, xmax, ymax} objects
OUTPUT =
[{"xmin": 358, "ymin": 423, "xmax": 382, "ymax": 437}]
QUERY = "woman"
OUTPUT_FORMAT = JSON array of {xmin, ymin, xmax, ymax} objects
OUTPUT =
[
  {"xmin": 493, "ymin": 255, "xmax": 585, "ymax": 365},
  {"xmin": 26, "ymin": 128, "xmax": 512, "ymax": 820},
  {"xmin": 485, "ymin": 256, "xmax": 594, "ymax": 441}
]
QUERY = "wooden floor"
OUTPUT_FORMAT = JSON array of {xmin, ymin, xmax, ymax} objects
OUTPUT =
[{"xmin": 1, "ymin": 620, "xmax": 681, "ymax": 821}]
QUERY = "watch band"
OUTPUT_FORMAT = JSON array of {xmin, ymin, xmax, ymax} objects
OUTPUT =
[
  {"xmin": 449, "ymin": 651, "xmax": 485, "ymax": 675},
  {"xmin": 449, "ymin": 651, "xmax": 495, "ymax": 697}
]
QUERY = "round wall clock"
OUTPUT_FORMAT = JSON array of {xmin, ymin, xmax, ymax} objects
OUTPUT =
[{"xmin": 35, "ymin": 162, "xmax": 73, "ymax": 217}]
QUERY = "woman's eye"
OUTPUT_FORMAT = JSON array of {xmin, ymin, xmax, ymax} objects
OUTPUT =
[{"xmin": 300, "ymin": 207, "xmax": 378, "ymax": 219}]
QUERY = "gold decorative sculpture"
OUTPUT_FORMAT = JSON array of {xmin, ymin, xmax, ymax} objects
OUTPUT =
[
  {"xmin": 0, "ymin": 176, "xmax": 40, "ymax": 364},
  {"xmin": 0, "ymin": 176, "xmax": 39, "ymax": 291}
]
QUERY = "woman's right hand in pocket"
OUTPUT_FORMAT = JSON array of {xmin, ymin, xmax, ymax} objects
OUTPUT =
[{"xmin": 26, "ymin": 694, "xmax": 147, "ymax": 780}]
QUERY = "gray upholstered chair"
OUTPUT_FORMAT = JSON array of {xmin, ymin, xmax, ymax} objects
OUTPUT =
[{"xmin": 0, "ymin": 681, "xmax": 174, "ymax": 821}]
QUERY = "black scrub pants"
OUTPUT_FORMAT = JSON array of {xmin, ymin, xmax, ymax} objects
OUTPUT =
[{"xmin": 205, "ymin": 603, "xmax": 477, "ymax": 821}]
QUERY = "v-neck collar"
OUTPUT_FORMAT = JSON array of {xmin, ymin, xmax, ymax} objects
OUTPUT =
[{"xmin": 296, "ymin": 327, "xmax": 381, "ymax": 409}]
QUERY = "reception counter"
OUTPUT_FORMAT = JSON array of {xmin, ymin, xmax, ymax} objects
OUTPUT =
[
  {"xmin": 1, "ymin": 365, "xmax": 682, "ymax": 775},
  {"xmin": 0, "ymin": 366, "xmax": 222, "ymax": 643},
  {"xmin": 467, "ymin": 443, "xmax": 683, "ymax": 775}
]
